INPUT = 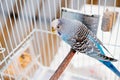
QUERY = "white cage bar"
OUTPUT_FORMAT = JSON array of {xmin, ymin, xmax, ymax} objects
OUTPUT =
[{"xmin": 0, "ymin": 0, "xmax": 120, "ymax": 80}]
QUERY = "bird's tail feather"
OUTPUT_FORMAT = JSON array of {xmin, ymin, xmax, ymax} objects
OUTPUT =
[{"xmin": 100, "ymin": 60, "xmax": 120, "ymax": 77}]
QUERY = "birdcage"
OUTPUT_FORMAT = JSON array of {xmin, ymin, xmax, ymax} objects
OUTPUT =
[{"xmin": 0, "ymin": 0, "xmax": 120, "ymax": 80}]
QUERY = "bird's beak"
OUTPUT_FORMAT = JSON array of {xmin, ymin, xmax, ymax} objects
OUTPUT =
[{"xmin": 51, "ymin": 27, "xmax": 56, "ymax": 33}]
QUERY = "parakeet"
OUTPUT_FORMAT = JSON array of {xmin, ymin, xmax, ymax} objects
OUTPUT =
[{"xmin": 51, "ymin": 18, "xmax": 120, "ymax": 77}]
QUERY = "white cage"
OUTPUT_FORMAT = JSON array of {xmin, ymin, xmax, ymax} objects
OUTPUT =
[{"xmin": 0, "ymin": 0, "xmax": 120, "ymax": 80}]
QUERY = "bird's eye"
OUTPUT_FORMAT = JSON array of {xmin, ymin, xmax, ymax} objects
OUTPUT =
[{"xmin": 57, "ymin": 26, "xmax": 60, "ymax": 28}]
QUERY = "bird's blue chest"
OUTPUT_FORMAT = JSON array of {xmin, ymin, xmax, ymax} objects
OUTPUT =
[
  {"xmin": 61, "ymin": 35, "xmax": 69, "ymax": 44},
  {"xmin": 61, "ymin": 34, "xmax": 74, "ymax": 46},
  {"xmin": 61, "ymin": 35, "xmax": 69, "ymax": 42}
]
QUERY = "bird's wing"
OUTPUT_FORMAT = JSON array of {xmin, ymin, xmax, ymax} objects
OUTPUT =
[
  {"xmin": 71, "ymin": 34, "xmax": 117, "ymax": 61},
  {"xmin": 89, "ymin": 32, "xmax": 111, "ymax": 54}
]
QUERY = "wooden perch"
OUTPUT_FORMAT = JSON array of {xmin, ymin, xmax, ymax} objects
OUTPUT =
[{"xmin": 50, "ymin": 49, "xmax": 76, "ymax": 80}]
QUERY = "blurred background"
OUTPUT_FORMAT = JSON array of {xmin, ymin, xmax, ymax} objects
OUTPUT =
[{"xmin": 0, "ymin": 0, "xmax": 120, "ymax": 80}]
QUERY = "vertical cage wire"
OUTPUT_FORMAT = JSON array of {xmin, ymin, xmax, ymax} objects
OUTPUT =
[
  {"xmin": 37, "ymin": 0, "xmax": 46, "ymax": 65},
  {"xmin": 0, "ymin": 41, "xmax": 12, "ymax": 80},
  {"xmin": 42, "ymin": 0, "xmax": 51, "ymax": 65},
  {"xmin": 114, "ymin": 11, "xmax": 120, "ymax": 80},
  {"xmin": 10, "ymin": 0, "xmax": 21, "ymax": 43},
  {"xmin": 0, "ymin": 0, "xmax": 120, "ymax": 80},
  {"xmin": 47, "ymin": 0, "xmax": 55, "ymax": 63}
]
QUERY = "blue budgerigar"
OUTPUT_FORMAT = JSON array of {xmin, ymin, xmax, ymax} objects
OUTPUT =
[{"xmin": 51, "ymin": 18, "xmax": 120, "ymax": 77}]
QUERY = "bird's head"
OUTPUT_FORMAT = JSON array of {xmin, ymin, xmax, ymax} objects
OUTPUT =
[
  {"xmin": 51, "ymin": 19, "xmax": 62, "ymax": 36},
  {"xmin": 51, "ymin": 18, "xmax": 81, "ymax": 43},
  {"xmin": 51, "ymin": 18, "xmax": 79, "ymax": 36}
]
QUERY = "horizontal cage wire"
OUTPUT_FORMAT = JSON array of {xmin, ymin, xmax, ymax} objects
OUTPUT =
[{"xmin": 0, "ymin": 0, "xmax": 120, "ymax": 80}]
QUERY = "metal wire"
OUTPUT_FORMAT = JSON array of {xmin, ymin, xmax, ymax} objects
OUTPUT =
[{"xmin": 0, "ymin": 0, "xmax": 120, "ymax": 80}]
